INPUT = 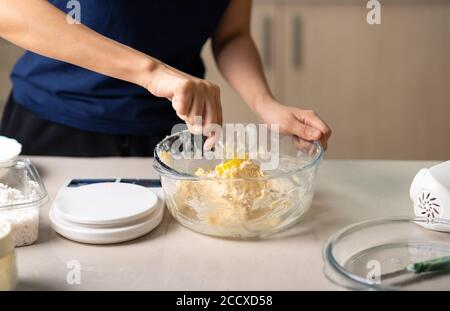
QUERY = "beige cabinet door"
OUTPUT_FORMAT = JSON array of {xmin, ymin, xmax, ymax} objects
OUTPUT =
[
  {"xmin": 202, "ymin": 2, "xmax": 283, "ymax": 124},
  {"xmin": 0, "ymin": 39, "xmax": 23, "ymax": 114},
  {"xmin": 282, "ymin": 3, "xmax": 450, "ymax": 160}
]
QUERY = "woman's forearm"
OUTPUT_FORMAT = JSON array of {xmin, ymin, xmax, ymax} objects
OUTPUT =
[
  {"xmin": 212, "ymin": 29, "xmax": 332, "ymax": 148},
  {"xmin": 0, "ymin": 0, "xmax": 223, "ymax": 137},
  {"xmin": 0, "ymin": 0, "xmax": 158, "ymax": 88},
  {"xmin": 212, "ymin": 31, "xmax": 274, "ymax": 114}
]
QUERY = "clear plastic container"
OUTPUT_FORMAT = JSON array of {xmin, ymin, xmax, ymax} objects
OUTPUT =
[
  {"xmin": 0, "ymin": 159, "xmax": 48, "ymax": 247},
  {"xmin": 323, "ymin": 217, "xmax": 450, "ymax": 290},
  {"xmin": 154, "ymin": 129, "xmax": 323, "ymax": 238}
]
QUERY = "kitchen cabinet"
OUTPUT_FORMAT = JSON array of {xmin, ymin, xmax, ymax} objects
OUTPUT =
[
  {"xmin": 0, "ymin": 39, "xmax": 23, "ymax": 115},
  {"xmin": 202, "ymin": 2, "xmax": 284, "ymax": 124},
  {"xmin": 203, "ymin": 1, "xmax": 450, "ymax": 160}
]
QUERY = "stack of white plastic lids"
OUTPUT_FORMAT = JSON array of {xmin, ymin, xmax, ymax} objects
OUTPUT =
[{"xmin": 49, "ymin": 182, "xmax": 164, "ymax": 244}]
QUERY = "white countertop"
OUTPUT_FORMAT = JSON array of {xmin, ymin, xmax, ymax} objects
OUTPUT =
[{"xmin": 14, "ymin": 157, "xmax": 435, "ymax": 291}]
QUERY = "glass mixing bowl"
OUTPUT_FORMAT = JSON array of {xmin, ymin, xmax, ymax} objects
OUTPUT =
[
  {"xmin": 154, "ymin": 129, "xmax": 323, "ymax": 238},
  {"xmin": 323, "ymin": 217, "xmax": 450, "ymax": 290}
]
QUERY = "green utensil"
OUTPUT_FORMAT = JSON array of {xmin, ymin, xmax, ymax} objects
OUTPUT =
[
  {"xmin": 406, "ymin": 255, "xmax": 450, "ymax": 274},
  {"xmin": 382, "ymin": 255, "xmax": 450, "ymax": 280}
]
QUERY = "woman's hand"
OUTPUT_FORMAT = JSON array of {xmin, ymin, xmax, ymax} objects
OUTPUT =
[
  {"xmin": 255, "ymin": 97, "xmax": 332, "ymax": 150},
  {"xmin": 147, "ymin": 63, "xmax": 223, "ymax": 135}
]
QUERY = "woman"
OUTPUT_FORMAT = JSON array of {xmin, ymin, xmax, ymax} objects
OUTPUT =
[{"xmin": 0, "ymin": 0, "xmax": 331, "ymax": 157}]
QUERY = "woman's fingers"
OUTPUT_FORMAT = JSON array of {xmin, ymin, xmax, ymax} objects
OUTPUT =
[
  {"xmin": 187, "ymin": 92, "xmax": 205, "ymax": 134},
  {"xmin": 152, "ymin": 66, "xmax": 223, "ymax": 135},
  {"xmin": 290, "ymin": 116, "xmax": 329, "ymax": 150},
  {"xmin": 203, "ymin": 132, "xmax": 219, "ymax": 152},
  {"xmin": 202, "ymin": 86, "xmax": 223, "ymax": 151},
  {"xmin": 291, "ymin": 121, "xmax": 322, "ymax": 141},
  {"xmin": 298, "ymin": 110, "xmax": 332, "ymax": 139},
  {"xmin": 214, "ymin": 85, "xmax": 223, "ymax": 126},
  {"xmin": 308, "ymin": 113, "xmax": 330, "ymax": 150},
  {"xmin": 292, "ymin": 122, "xmax": 328, "ymax": 150},
  {"xmin": 203, "ymin": 91, "xmax": 217, "ymax": 126},
  {"xmin": 172, "ymin": 92, "xmax": 192, "ymax": 120},
  {"xmin": 294, "ymin": 109, "xmax": 331, "ymax": 150},
  {"xmin": 171, "ymin": 76, "xmax": 223, "ymax": 146}
]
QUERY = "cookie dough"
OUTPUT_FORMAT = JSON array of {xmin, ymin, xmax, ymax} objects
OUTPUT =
[{"xmin": 175, "ymin": 157, "xmax": 293, "ymax": 230}]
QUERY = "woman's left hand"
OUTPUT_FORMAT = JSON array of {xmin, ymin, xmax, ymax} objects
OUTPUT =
[{"xmin": 255, "ymin": 98, "xmax": 332, "ymax": 150}]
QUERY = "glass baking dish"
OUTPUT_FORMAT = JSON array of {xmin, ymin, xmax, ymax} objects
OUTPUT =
[
  {"xmin": 323, "ymin": 217, "xmax": 450, "ymax": 290},
  {"xmin": 0, "ymin": 159, "xmax": 48, "ymax": 247}
]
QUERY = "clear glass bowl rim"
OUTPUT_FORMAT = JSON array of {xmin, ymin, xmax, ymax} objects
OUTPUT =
[
  {"xmin": 323, "ymin": 216, "xmax": 450, "ymax": 291},
  {"xmin": 153, "ymin": 130, "xmax": 324, "ymax": 181}
]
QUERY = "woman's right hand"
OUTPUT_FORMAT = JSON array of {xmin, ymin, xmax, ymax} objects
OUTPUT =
[{"xmin": 147, "ymin": 63, "xmax": 223, "ymax": 135}]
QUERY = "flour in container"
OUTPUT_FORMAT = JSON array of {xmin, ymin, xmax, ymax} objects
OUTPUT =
[{"xmin": 0, "ymin": 182, "xmax": 40, "ymax": 247}]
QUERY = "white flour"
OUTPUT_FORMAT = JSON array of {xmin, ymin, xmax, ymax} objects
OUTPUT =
[{"xmin": 0, "ymin": 182, "xmax": 40, "ymax": 247}]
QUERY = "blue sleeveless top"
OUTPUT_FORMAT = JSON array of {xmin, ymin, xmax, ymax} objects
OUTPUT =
[{"xmin": 10, "ymin": 0, "xmax": 230, "ymax": 135}]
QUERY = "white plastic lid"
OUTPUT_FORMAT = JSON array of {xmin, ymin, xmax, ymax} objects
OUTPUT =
[
  {"xmin": 53, "ymin": 182, "xmax": 159, "ymax": 225},
  {"xmin": 50, "ymin": 201, "xmax": 164, "ymax": 244},
  {"xmin": 50, "ymin": 183, "xmax": 165, "ymax": 244},
  {"xmin": 0, "ymin": 136, "xmax": 22, "ymax": 167}
]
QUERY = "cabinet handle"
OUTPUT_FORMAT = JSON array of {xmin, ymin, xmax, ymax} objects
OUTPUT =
[
  {"xmin": 262, "ymin": 16, "xmax": 272, "ymax": 70},
  {"xmin": 292, "ymin": 15, "xmax": 302, "ymax": 69}
]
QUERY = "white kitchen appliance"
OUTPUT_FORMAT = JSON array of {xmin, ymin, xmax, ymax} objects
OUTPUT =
[
  {"xmin": 410, "ymin": 161, "xmax": 450, "ymax": 232},
  {"xmin": 49, "ymin": 179, "xmax": 165, "ymax": 244}
]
